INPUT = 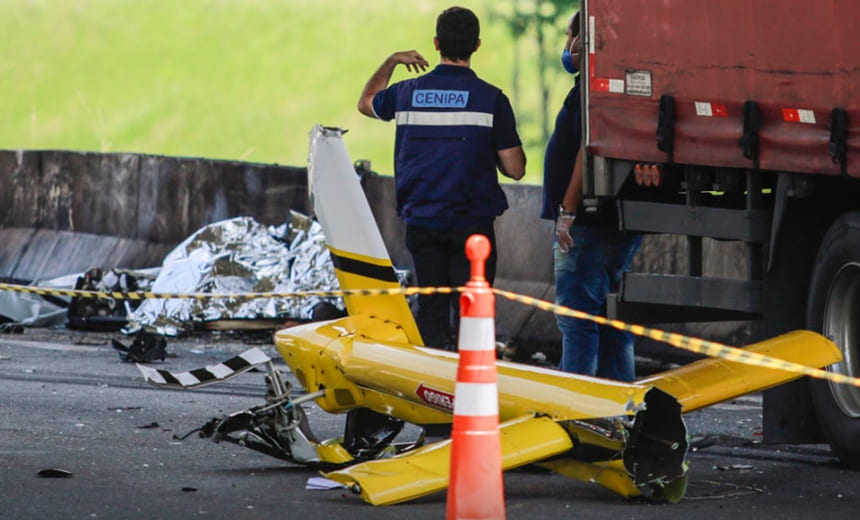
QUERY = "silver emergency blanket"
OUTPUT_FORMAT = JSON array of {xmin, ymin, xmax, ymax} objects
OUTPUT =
[{"xmin": 124, "ymin": 213, "xmax": 344, "ymax": 336}]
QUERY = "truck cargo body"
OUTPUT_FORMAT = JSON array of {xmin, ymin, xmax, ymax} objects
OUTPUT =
[
  {"xmin": 581, "ymin": 0, "xmax": 860, "ymax": 466},
  {"xmin": 586, "ymin": 0, "xmax": 859, "ymax": 175}
]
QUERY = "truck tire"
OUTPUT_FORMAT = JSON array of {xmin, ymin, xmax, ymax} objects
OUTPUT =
[{"xmin": 807, "ymin": 211, "xmax": 860, "ymax": 468}]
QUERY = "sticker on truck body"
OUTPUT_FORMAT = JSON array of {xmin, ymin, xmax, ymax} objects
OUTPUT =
[{"xmin": 625, "ymin": 70, "xmax": 652, "ymax": 96}]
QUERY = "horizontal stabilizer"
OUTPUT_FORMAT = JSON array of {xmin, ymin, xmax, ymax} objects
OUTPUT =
[
  {"xmin": 638, "ymin": 330, "xmax": 842, "ymax": 412},
  {"xmin": 325, "ymin": 415, "xmax": 573, "ymax": 505},
  {"xmin": 137, "ymin": 347, "xmax": 270, "ymax": 389}
]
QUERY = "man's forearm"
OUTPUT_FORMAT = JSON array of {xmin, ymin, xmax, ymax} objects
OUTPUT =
[
  {"xmin": 561, "ymin": 148, "xmax": 584, "ymax": 212},
  {"xmin": 358, "ymin": 57, "xmax": 398, "ymax": 117},
  {"xmin": 496, "ymin": 146, "xmax": 526, "ymax": 180}
]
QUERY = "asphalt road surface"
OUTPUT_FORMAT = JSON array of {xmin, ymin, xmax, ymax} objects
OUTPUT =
[{"xmin": 1, "ymin": 328, "xmax": 858, "ymax": 519}]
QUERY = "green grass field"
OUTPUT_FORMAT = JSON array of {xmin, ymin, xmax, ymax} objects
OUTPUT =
[{"xmin": 0, "ymin": 0, "xmax": 573, "ymax": 184}]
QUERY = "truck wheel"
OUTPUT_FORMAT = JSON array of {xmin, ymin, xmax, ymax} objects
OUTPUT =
[{"xmin": 807, "ymin": 212, "xmax": 860, "ymax": 468}]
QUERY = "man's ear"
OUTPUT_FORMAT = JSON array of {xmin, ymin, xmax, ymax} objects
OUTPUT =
[
  {"xmin": 434, "ymin": 36, "xmax": 440, "ymax": 51},
  {"xmin": 475, "ymin": 38, "xmax": 481, "ymax": 52}
]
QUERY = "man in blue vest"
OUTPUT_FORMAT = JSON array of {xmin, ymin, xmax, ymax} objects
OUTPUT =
[{"xmin": 358, "ymin": 6, "xmax": 526, "ymax": 350}]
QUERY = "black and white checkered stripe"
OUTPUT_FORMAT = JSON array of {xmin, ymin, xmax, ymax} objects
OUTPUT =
[{"xmin": 136, "ymin": 347, "xmax": 271, "ymax": 389}]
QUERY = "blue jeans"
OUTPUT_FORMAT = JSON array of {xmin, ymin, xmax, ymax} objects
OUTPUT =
[{"xmin": 554, "ymin": 225, "xmax": 642, "ymax": 381}]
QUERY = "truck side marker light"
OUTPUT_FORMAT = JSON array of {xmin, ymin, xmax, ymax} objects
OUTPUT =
[
  {"xmin": 648, "ymin": 164, "xmax": 662, "ymax": 187},
  {"xmin": 633, "ymin": 164, "xmax": 661, "ymax": 187},
  {"xmin": 694, "ymin": 102, "xmax": 728, "ymax": 117},
  {"xmin": 634, "ymin": 164, "xmax": 644, "ymax": 184},
  {"xmin": 782, "ymin": 108, "xmax": 816, "ymax": 124},
  {"xmin": 591, "ymin": 78, "xmax": 624, "ymax": 93}
]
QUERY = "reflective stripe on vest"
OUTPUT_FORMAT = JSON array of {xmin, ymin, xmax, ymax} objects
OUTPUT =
[{"xmin": 395, "ymin": 111, "xmax": 494, "ymax": 128}]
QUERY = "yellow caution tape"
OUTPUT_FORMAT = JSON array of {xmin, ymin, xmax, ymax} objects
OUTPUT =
[
  {"xmin": 0, "ymin": 282, "xmax": 452, "ymax": 301},
  {"xmin": 492, "ymin": 288, "xmax": 860, "ymax": 389},
  {"xmin": 1, "ymin": 281, "xmax": 857, "ymax": 388}
]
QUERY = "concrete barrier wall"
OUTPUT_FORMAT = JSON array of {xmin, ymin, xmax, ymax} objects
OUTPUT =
[
  {"xmin": 0, "ymin": 150, "xmax": 308, "ymax": 279},
  {"xmin": 0, "ymin": 150, "xmax": 751, "ymax": 348}
]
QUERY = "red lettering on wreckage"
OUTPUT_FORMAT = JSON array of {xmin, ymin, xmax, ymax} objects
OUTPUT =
[{"xmin": 415, "ymin": 383, "xmax": 455, "ymax": 411}]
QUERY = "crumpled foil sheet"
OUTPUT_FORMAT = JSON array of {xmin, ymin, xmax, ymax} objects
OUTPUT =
[{"xmin": 124, "ymin": 213, "xmax": 345, "ymax": 336}]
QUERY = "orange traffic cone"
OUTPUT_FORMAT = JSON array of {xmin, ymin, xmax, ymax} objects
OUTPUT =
[{"xmin": 446, "ymin": 234, "xmax": 505, "ymax": 520}]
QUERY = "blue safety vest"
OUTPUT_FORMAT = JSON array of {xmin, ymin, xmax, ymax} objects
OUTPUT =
[{"xmin": 378, "ymin": 66, "xmax": 509, "ymax": 222}]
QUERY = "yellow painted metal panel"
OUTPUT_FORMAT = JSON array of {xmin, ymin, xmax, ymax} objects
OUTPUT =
[
  {"xmin": 638, "ymin": 330, "xmax": 842, "ymax": 412},
  {"xmin": 325, "ymin": 416, "xmax": 573, "ymax": 506},
  {"xmin": 537, "ymin": 458, "xmax": 642, "ymax": 498},
  {"xmin": 276, "ymin": 319, "xmax": 652, "ymax": 422},
  {"xmin": 343, "ymin": 337, "xmax": 651, "ymax": 422},
  {"xmin": 333, "ymin": 268, "xmax": 424, "ymax": 346},
  {"xmin": 316, "ymin": 441, "xmax": 354, "ymax": 465}
]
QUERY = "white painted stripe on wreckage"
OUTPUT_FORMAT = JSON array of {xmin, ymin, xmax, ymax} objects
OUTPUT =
[
  {"xmin": 136, "ymin": 347, "xmax": 271, "ymax": 389},
  {"xmin": 137, "ymin": 364, "xmax": 166, "ymax": 385},
  {"xmin": 307, "ymin": 125, "xmax": 392, "ymax": 262}
]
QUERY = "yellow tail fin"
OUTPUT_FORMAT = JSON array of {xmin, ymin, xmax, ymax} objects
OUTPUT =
[{"xmin": 307, "ymin": 125, "xmax": 423, "ymax": 345}]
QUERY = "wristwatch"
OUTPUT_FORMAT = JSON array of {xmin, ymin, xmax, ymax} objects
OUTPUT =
[{"xmin": 557, "ymin": 204, "xmax": 576, "ymax": 217}]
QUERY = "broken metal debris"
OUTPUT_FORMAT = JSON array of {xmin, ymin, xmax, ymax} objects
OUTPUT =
[
  {"xmin": 713, "ymin": 464, "xmax": 756, "ymax": 471},
  {"xmin": 142, "ymin": 350, "xmax": 420, "ymax": 471},
  {"xmin": 0, "ymin": 274, "xmax": 80, "ymax": 329},
  {"xmin": 0, "ymin": 321, "xmax": 24, "ymax": 334},
  {"xmin": 137, "ymin": 347, "xmax": 269, "ymax": 389},
  {"xmin": 306, "ymin": 477, "xmax": 347, "ymax": 490},
  {"xmin": 68, "ymin": 268, "xmax": 156, "ymax": 331},
  {"xmin": 111, "ymin": 332, "xmax": 168, "ymax": 363}
]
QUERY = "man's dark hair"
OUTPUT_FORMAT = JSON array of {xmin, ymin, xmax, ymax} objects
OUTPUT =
[
  {"xmin": 570, "ymin": 11, "xmax": 580, "ymax": 38},
  {"xmin": 436, "ymin": 6, "xmax": 479, "ymax": 62}
]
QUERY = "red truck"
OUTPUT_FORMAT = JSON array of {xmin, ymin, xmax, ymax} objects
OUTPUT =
[{"xmin": 580, "ymin": 0, "xmax": 860, "ymax": 465}]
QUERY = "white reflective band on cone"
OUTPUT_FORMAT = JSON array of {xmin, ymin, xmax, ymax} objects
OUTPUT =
[
  {"xmin": 457, "ymin": 317, "xmax": 495, "ymax": 351},
  {"xmin": 453, "ymin": 382, "xmax": 499, "ymax": 416}
]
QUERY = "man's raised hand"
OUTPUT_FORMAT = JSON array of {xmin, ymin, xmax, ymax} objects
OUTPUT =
[{"xmin": 391, "ymin": 50, "xmax": 429, "ymax": 73}]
